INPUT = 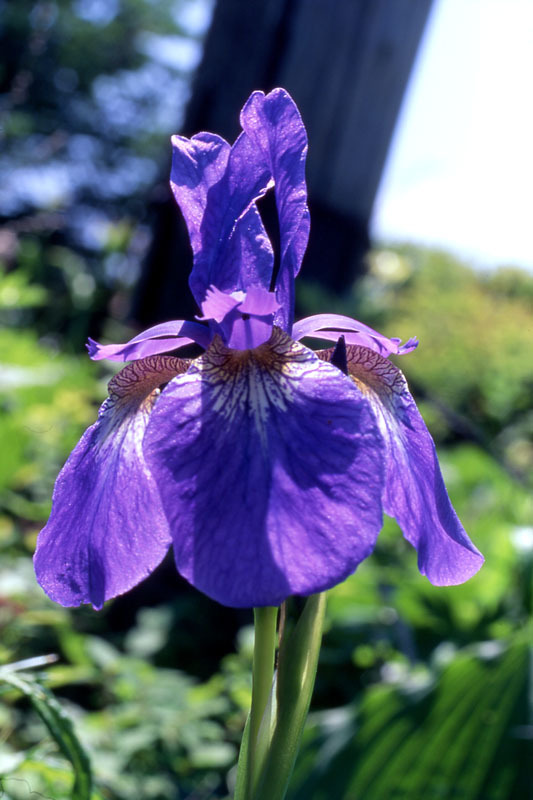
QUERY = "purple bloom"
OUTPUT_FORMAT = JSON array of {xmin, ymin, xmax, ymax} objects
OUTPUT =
[{"xmin": 34, "ymin": 89, "xmax": 483, "ymax": 610}]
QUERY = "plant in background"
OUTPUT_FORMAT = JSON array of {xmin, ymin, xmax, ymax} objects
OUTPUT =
[{"xmin": 33, "ymin": 89, "xmax": 483, "ymax": 799}]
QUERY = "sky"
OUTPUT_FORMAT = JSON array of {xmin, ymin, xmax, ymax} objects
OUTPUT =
[{"xmin": 371, "ymin": 0, "xmax": 533, "ymax": 271}]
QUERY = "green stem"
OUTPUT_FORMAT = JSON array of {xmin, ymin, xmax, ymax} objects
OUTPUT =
[
  {"xmin": 253, "ymin": 592, "xmax": 326, "ymax": 800},
  {"xmin": 245, "ymin": 605, "xmax": 279, "ymax": 799}
]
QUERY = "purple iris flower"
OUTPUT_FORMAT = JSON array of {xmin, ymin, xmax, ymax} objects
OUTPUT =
[{"xmin": 34, "ymin": 89, "xmax": 483, "ymax": 610}]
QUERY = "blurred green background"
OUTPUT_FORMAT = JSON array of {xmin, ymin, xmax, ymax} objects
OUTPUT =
[{"xmin": 1, "ymin": 1, "xmax": 532, "ymax": 798}]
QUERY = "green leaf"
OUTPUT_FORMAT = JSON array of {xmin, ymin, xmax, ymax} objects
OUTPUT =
[
  {"xmin": 233, "ymin": 714, "xmax": 251, "ymax": 800},
  {"xmin": 0, "ymin": 269, "xmax": 48, "ymax": 309},
  {"xmin": 290, "ymin": 635, "xmax": 531, "ymax": 800},
  {"xmin": 0, "ymin": 671, "xmax": 93, "ymax": 800}
]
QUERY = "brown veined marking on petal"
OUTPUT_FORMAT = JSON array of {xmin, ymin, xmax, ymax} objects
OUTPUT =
[
  {"xmin": 202, "ymin": 327, "xmax": 309, "ymax": 380},
  {"xmin": 197, "ymin": 328, "xmax": 315, "ymax": 447},
  {"xmin": 318, "ymin": 344, "xmax": 407, "ymax": 408},
  {"xmin": 199, "ymin": 328, "xmax": 311, "ymax": 410},
  {"xmin": 93, "ymin": 355, "xmax": 191, "ymax": 454},
  {"xmin": 108, "ymin": 354, "xmax": 191, "ymax": 412}
]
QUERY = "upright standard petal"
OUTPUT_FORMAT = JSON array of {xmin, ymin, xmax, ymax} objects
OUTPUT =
[
  {"xmin": 171, "ymin": 130, "xmax": 274, "ymax": 303},
  {"xmin": 34, "ymin": 356, "xmax": 189, "ymax": 608},
  {"xmin": 170, "ymin": 131, "xmax": 230, "ymax": 258},
  {"xmin": 143, "ymin": 328, "xmax": 385, "ymax": 608},
  {"xmin": 321, "ymin": 345, "xmax": 484, "ymax": 585},
  {"xmin": 241, "ymin": 89, "xmax": 310, "ymax": 331}
]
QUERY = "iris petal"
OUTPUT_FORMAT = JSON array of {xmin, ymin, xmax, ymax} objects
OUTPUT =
[
  {"xmin": 198, "ymin": 286, "xmax": 243, "ymax": 323},
  {"xmin": 87, "ymin": 319, "xmax": 211, "ymax": 362},
  {"xmin": 294, "ymin": 314, "xmax": 418, "ymax": 357},
  {"xmin": 170, "ymin": 89, "xmax": 309, "ymax": 320},
  {"xmin": 321, "ymin": 345, "xmax": 484, "ymax": 585},
  {"xmin": 241, "ymin": 89, "xmax": 310, "ymax": 331},
  {"xmin": 171, "ymin": 130, "xmax": 274, "ymax": 303},
  {"xmin": 34, "ymin": 356, "xmax": 189, "ymax": 608},
  {"xmin": 169, "ymin": 131, "xmax": 231, "ymax": 260},
  {"xmin": 222, "ymin": 285, "xmax": 280, "ymax": 349},
  {"xmin": 199, "ymin": 285, "xmax": 280, "ymax": 350},
  {"xmin": 143, "ymin": 329, "xmax": 385, "ymax": 608}
]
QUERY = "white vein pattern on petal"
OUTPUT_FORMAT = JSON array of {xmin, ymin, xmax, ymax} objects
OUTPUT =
[
  {"xmin": 95, "ymin": 355, "xmax": 189, "ymax": 459},
  {"xmin": 78, "ymin": 356, "xmax": 189, "ymax": 547},
  {"xmin": 180, "ymin": 328, "xmax": 325, "ymax": 450},
  {"xmin": 353, "ymin": 350, "xmax": 409, "ymax": 437},
  {"xmin": 34, "ymin": 355, "xmax": 188, "ymax": 607},
  {"xmin": 93, "ymin": 397, "xmax": 150, "ymax": 472},
  {"xmin": 318, "ymin": 344, "xmax": 409, "ymax": 460}
]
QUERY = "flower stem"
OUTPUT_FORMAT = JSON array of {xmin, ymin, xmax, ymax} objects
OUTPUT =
[
  {"xmin": 245, "ymin": 605, "xmax": 279, "ymax": 799},
  {"xmin": 253, "ymin": 592, "xmax": 326, "ymax": 800}
]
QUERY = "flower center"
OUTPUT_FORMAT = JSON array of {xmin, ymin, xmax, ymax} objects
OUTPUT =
[{"xmin": 199, "ymin": 284, "xmax": 280, "ymax": 350}]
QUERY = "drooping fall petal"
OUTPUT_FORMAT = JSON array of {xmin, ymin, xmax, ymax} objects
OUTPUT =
[
  {"xmin": 320, "ymin": 345, "xmax": 484, "ymax": 585},
  {"xmin": 143, "ymin": 329, "xmax": 385, "ymax": 607},
  {"xmin": 34, "ymin": 356, "xmax": 188, "ymax": 608}
]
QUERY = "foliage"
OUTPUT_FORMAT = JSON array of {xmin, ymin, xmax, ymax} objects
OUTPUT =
[
  {"xmin": 0, "ymin": 666, "xmax": 92, "ymax": 800},
  {"xmin": 0, "ymin": 0, "xmax": 210, "ymax": 349},
  {"xmin": 291, "ymin": 634, "xmax": 531, "ymax": 800},
  {"xmin": 381, "ymin": 248, "xmax": 533, "ymax": 432}
]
